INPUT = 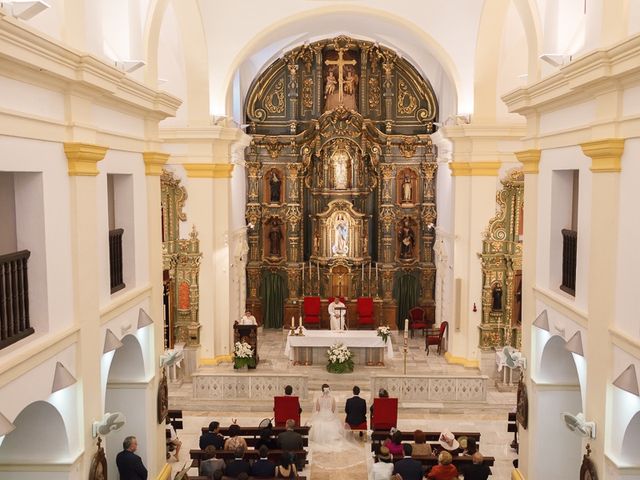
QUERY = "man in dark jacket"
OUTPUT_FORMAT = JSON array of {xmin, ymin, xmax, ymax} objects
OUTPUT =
[
  {"xmin": 116, "ymin": 436, "xmax": 148, "ymax": 480},
  {"xmin": 200, "ymin": 421, "xmax": 225, "ymax": 450},
  {"xmin": 459, "ymin": 452, "xmax": 492, "ymax": 480},
  {"xmin": 393, "ymin": 444, "xmax": 423, "ymax": 480},
  {"xmin": 251, "ymin": 445, "xmax": 276, "ymax": 478},
  {"xmin": 225, "ymin": 447, "xmax": 251, "ymax": 477},
  {"xmin": 344, "ymin": 385, "xmax": 367, "ymax": 429}
]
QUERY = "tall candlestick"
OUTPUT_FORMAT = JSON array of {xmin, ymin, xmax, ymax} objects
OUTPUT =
[
  {"xmin": 404, "ymin": 318, "xmax": 409, "ymax": 339},
  {"xmin": 299, "ymin": 315, "xmax": 303, "ymax": 328},
  {"xmin": 302, "ymin": 263, "xmax": 304, "ymax": 295},
  {"xmin": 362, "ymin": 263, "xmax": 364, "ymax": 283},
  {"xmin": 369, "ymin": 262, "xmax": 372, "ymax": 284},
  {"xmin": 291, "ymin": 316, "xmax": 295, "ymax": 329}
]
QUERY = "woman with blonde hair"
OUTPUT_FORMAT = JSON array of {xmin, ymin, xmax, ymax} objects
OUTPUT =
[{"xmin": 426, "ymin": 451, "xmax": 459, "ymax": 480}]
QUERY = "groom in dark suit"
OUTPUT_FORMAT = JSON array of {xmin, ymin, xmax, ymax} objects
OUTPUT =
[{"xmin": 344, "ymin": 385, "xmax": 367, "ymax": 432}]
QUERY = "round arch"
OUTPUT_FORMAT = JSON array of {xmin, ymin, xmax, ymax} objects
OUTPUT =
[
  {"xmin": 222, "ymin": 5, "xmax": 462, "ymax": 118},
  {"xmin": 621, "ymin": 410, "xmax": 640, "ymax": 464},
  {"xmin": 539, "ymin": 335, "xmax": 581, "ymax": 384},
  {"xmin": 0, "ymin": 401, "xmax": 70, "ymax": 463},
  {"xmin": 107, "ymin": 334, "xmax": 146, "ymax": 383}
]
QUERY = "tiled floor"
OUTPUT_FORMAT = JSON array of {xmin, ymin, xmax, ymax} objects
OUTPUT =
[{"xmin": 169, "ymin": 329, "xmax": 518, "ymax": 479}]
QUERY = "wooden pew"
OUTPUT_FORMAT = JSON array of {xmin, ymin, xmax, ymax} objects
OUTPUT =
[
  {"xmin": 206, "ymin": 426, "xmax": 310, "ymax": 436},
  {"xmin": 371, "ymin": 430, "xmax": 481, "ymax": 443},
  {"xmin": 508, "ymin": 411, "xmax": 519, "ymax": 452},
  {"xmin": 189, "ymin": 448, "xmax": 308, "ymax": 469},
  {"xmin": 242, "ymin": 437, "xmax": 308, "ymax": 448},
  {"xmin": 168, "ymin": 409, "xmax": 183, "ymax": 430},
  {"xmin": 392, "ymin": 454, "xmax": 495, "ymax": 468},
  {"xmin": 189, "ymin": 477, "xmax": 307, "ymax": 480}
]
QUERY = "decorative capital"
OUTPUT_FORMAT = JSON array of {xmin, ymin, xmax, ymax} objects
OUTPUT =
[
  {"xmin": 515, "ymin": 149, "xmax": 541, "ymax": 174},
  {"xmin": 449, "ymin": 162, "xmax": 501, "ymax": 177},
  {"xmin": 581, "ymin": 139, "xmax": 625, "ymax": 173},
  {"xmin": 64, "ymin": 143, "xmax": 108, "ymax": 176},
  {"xmin": 143, "ymin": 152, "xmax": 170, "ymax": 176},
  {"xmin": 183, "ymin": 163, "xmax": 234, "ymax": 178}
]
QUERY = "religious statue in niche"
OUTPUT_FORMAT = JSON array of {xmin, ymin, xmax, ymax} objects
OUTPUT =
[
  {"xmin": 324, "ymin": 49, "xmax": 358, "ymax": 112},
  {"xmin": 492, "ymin": 283, "xmax": 503, "ymax": 311},
  {"xmin": 268, "ymin": 219, "xmax": 283, "ymax": 257},
  {"xmin": 268, "ymin": 170, "xmax": 281, "ymax": 203},
  {"xmin": 397, "ymin": 168, "xmax": 417, "ymax": 206},
  {"xmin": 332, "ymin": 150, "xmax": 350, "ymax": 189},
  {"xmin": 332, "ymin": 213, "xmax": 349, "ymax": 256},
  {"xmin": 402, "ymin": 175, "xmax": 412, "ymax": 203},
  {"xmin": 398, "ymin": 218, "xmax": 416, "ymax": 260}
]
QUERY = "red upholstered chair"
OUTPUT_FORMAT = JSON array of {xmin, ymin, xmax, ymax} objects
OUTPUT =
[
  {"xmin": 273, "ymin": 396, "xmax": 301, "ymax": 428},
  {"xmin": 426, "ymin": 321, "xmax": 449, "ymax": 355},
  {"xmin": 356, "ymin": 297, "xmax": 375, "ymax": 329},
  {"xmin": 408, "ymin": 307, "xmax": 428, "ymax": 338},
  {"xmin": 371, "ymin": 397, "xmax": 398, "ymax": 430},
  {"xmin": 303, "ymin": 296, "xmax": 321, "ymax": 328}
]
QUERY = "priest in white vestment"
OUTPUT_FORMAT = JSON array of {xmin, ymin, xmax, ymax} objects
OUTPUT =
[
  {"xmin": 239, "ymin": 310, "xmax": 257, "ymax": 326},
  {"xmin": 328, "ymin": 298, "xmax": 346, "ymax": 330}
]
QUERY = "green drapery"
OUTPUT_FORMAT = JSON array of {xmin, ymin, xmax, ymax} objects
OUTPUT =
[
  {"xmin": 393, "ymin": 273, "xmax": 419, "ymax": 325},
  {"xmin": 261, "ymin": 272, "xmax": 285, "ymax": 328}
]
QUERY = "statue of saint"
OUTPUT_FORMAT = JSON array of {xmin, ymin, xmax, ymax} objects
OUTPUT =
[
  {"xmin": 324, "ymin": 70, "xmax": 337, "ymax": 99},
  {"xmin": 398, "ymin": 219, "xmax": 415, "ymax": 259},
  {"xmin": 492, "ymin": 284, "xmax": 503, "ymax": 311},
  {"xmin": 332, "ymin": 150, "xmax": 349, "ymax": 189},
  {"xmin": 268, "ymin": 220, "xmax": 282, "ymax": 257},
  {"xmin": 402, "ymin": 175, "xmax": 412, "ymax": 203},
  {"xmin": 332, "ymin": 213, "xmax": 349, "ymax": 256},
  {"xmin": 269, "ymin": 171, "xmax": 281, "ymax": 203}
]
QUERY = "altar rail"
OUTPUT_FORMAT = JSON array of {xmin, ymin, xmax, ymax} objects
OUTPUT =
[
  {"xmin": 372, "ymin": 374, "xmax": 488, "ymax": 403},
  {"xmin": 0, "ymin": 250, "xmax": 33, "ymax": 350},
  {"xmin": 193, "ymin": 373, "xmax": 308, "ymax": 400}
]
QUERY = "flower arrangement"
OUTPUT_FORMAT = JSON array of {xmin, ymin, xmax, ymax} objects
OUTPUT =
[
  {"xmin": 377, "ymin": 325, "xmax": 392, "ymax": 344},
  {"xmin": 233, "ymin": 341, "xmax": 255, "ymax": 369},
  {"xmin": 326, "ymin": 343, "xmax": 354, "ymax": 374}
]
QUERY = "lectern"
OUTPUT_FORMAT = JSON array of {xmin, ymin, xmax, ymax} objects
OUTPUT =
[{"xmin": 233, "ymin": 323, "xmax": 259, "ymax": 368}]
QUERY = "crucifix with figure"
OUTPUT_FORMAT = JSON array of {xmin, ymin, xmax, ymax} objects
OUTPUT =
[{"xmin": 325, "ymin": 48, "xmax": 357, "ymax": 105}]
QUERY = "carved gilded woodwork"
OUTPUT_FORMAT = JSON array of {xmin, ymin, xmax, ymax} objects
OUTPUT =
[
  {"xmin": 478, "ymin": 169, "xmax": 524, "ymax": 350},
  {"xmin": 264, "ymin": 77, "xmax": 286, "ymax": 115},
  {"xmin": 245, "ymin": 37, "xmax": 439, "ymax": 322},
  {"xmin": 161, "ymin": 169, "xmax": 203, "ymax": 348}
]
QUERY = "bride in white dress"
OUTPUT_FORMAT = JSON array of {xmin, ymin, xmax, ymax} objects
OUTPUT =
[{"xmin": 309, "ymin": 384, "xmax": 348, "ymax": 447}]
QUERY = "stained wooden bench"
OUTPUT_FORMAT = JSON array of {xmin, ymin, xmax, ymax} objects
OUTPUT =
[
  {"xmin": 204, "ymin": 426, "xmax": 310, "ymax": 436},
  {"xmin": 371, "ymin": 430, "xmax": 481, "ymax": 453},
  {"xmin": 189, "ymin": 477, "xmax": 307, "ymax": 480},
  {"xmin": 394, "ymin": 454, "xmax": 495, "ymax": 468},
  {"xmin": 168, "ymin": 409, "xmax": 183, "ymax": 430},
  {"xmin": 189, "ymin": 448, "xmax": 308, "ymax": 468}
]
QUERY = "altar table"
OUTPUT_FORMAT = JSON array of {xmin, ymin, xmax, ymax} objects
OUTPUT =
[{"xmin": 284, "ymin": 330, "xmax": 394, "ymax": 366}]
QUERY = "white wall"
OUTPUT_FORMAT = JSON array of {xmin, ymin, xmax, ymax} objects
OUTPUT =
[{"xmin": 0, "ymin": 173, "xmax": 17, "ymax": 255}]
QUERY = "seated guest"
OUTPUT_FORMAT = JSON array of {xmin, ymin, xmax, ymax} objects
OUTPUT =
[
  {"xmin": 224, "ymin": 423, "xmax": 248, "ymax": 451},
  {"xmin": 437, "ymin": 430, "xmax": 460, "ymax": 455},
  {"xmin": 255, "ymin": 426, "xmax": 277, "ymax": 450},
  {"xmin": 225, "ymin": 446, "xmax": 251, "ymax": 478},
  {"xmin": 213, "ymin": 470, "xmax": 223, "ymax": 480},
  {"xmin": 166, "ymin": 419, "xmax": 182, "ymax": 461},
  {"xmin": 411, "ymin": 429, "xmax": 433, "ymax": 457},
  {"xmin": 370, "ymin": 445, "xmax": 394, "ymax": 480},
  {"xmin": 200, "ymin": 421, "xmax": 225, "ymax": 450},
  {"xmin": 392, "ymin": 444, "xmax": 423, "ymax": 480},
  {"xmin": 370, "ymin": 388, "xmax": 389, "ymax": 417},
  {"xmin": 426, "ymin": 451, "xmax": 459, "ymax": 480},
  {"xmin": 275, "ymin": 452, "xmax": 298, "ymax": 478},
  {"xmin": 284, "ymin": 384, "xmax": 303, "ymax": 414},
  {"xmin": 459, "ymin": 452, "xmax": 492, "ymax": 480},
  {"xmin": 461, "ymin": 437, "xmax": 478, "ymax": 456},
  {"xmin": 251, "ymin": 445, "xmax": 276, "ymax": 478},
  {"xmin": 199, "ymin": 445, "xmax": 225, "ymax": 478},
  {"xmin": 383, "ymin": 429, "xmax": 404, "ymax": 458},
  {"xmin": 277, "ymin": 419, "xmax": 304, "ymax": 470}
]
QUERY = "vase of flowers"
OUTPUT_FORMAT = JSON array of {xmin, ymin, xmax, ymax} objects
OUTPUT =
[
  {"xmin": 377, "ymin": 325, "xmax": 392, "ymax": 344},
  {"xmin": 233, "ymin": 341, "xmax": 255, "ymax": 369},
  {"xmin": 326, "ymin": 343, "xmax": 354, "ymax": 374}
]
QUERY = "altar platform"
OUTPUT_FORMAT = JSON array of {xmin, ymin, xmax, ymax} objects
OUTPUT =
[{"xmin": 284, "ymin": 329, "xmax": 394, "ymax": 365}]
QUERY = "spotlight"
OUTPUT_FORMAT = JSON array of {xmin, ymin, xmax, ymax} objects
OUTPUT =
[
  {"xmin": 1, "ymin": 1, "xmax": 50, "ymax": 20},
  {"xmin": 613, "ymin": 364, "xmax": 639, "ymax": 397},
  {"xmin": 115, "ymin": 60, "xmax": 146, "ymax": 73},
  {"xmin": 137, "ymin": 308, "xmax": 153, "ymax": 329},
  {"xmin": 564, "ymin": 331, "xmax": 584, "ymax": 357},
  {"xmin": 532, "ymin": 310, "xmax": 549, "ymax": 331},
  {"xmin": 51, "ymin": 361, "xmax": 77, "ymax": 394},
  {"xmin": 103, "ymin": 329, "xmax": 123, "ymax": 354},
  {"xmin": 539, "ymin": 54, "xmax": 571, "ymax": 68}
]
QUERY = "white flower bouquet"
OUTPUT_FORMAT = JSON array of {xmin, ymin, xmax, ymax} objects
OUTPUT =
[
  {"xmin": 233, "ymin": 341, "xmax": 255, "ymax": 369},
  {"xmin": 326, "ymin": 342, "xmax": 354, "ymax": 374},
  {"xmin": 377, "ymin": 325, "xmax": 392, "ymax": 344}
]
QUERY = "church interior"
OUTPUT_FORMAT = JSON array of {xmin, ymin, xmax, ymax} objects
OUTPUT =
[{"xmin": 0, "ymin": 1, "xmax": 639, "ymax": 479}]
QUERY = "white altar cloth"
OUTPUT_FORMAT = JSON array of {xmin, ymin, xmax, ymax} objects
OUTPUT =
[{"xmin": 284, "ymin": 330, "xmax": 394, "ymax": 360}]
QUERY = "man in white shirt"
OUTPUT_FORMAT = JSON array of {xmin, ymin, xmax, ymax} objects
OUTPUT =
[
  {"xmin": 239, "ymin": 310, "xmax": 257, "ymax": 326},
  {"xmin": 328, "ymin": 297, "xmax": 346, "ymax": 330}
]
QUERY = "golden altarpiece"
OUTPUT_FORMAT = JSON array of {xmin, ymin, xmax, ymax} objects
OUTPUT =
[
  {"xmin": 244, "ymin": 36, "xmax": 440, "ymax": 328},
  {"xmin": 161, "ymin": 170, "xmax": 202, "ymax": 361},
  {"xmin": 478, "ymin": 169, "xmax": 524, "ymax": 349}
]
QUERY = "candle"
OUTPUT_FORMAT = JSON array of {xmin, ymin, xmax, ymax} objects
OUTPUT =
[
  {"xmin": 299, "ymin": 315, "xmax": 303, "ymax": 328},
  {"xmin": 291, "ymin": 316, "xmax": 295, "ymax": 329},
  {"xmin": 362, "ymin": 263, "xmax": 364, "ymax": 283},
  {"xmin": 317, "ymin": 261, "xmax": 320, "ymax": 285},
  {"xmin": 375, "ymin": 263, "xmax": 378, "ymax": 283},
  {"xmin": 404, "ymin": 318, "xmax": 409, "ymax": 339},
  {"xmin": 369, "ymin": 262, "xmax": 372, "ymax": 284},
  {"xmin": 302, "ymin": 263, "xmax": 304, "ymax": 293}
]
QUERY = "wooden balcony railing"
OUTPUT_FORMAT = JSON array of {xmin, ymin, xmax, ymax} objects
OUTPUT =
[
  {"xmin": 0, "ymin": 250, "xmax": 34, "ymax": 350},
  {"xmin": 109, "ymin": 228, "xmax": 125, "ymax": 294},
  {"xmin": 560, "ymin": 229, "xmax": 577, "ymax": 296}
]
